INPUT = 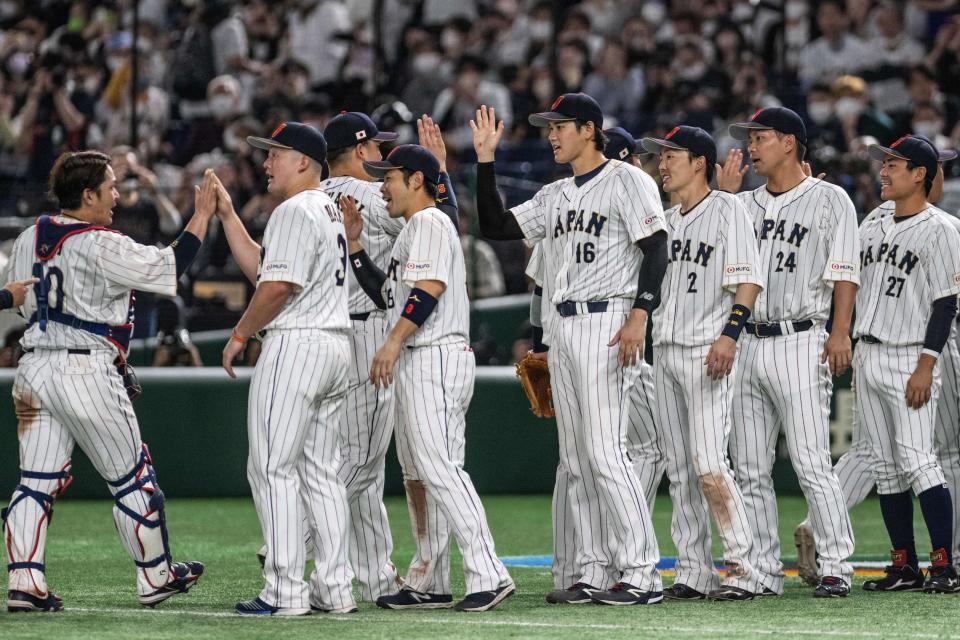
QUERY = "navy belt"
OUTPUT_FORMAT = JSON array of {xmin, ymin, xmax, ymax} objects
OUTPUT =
[
  {"xmin": 556, "ymin": 301, "xmax": 608, "ymax": 317},
  {"xmin": 23, "ymin": 348, "xmax": 91, "ymax": 355},
  {"xmin": 350, "ymin": 312, "xmax": 372, "ymax": 321},
  {"xmin": 744, "ymin": 319, "xmax": 814, "ymax": 338},
  {"xmin": 859, "ymin": 335, "xmax": 882, "ymax": 344}
]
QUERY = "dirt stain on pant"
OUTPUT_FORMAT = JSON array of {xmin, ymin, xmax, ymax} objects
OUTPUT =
[
  {"xmin": 700, "ymin": 471, "xmax": 747, "ymax": 578},
  {"xmin": 404, "ymin": 479, "xmax": 429, "ymax": 580},
  {"xmin": 14, "ymin": 389, "xmax": 39, "ymax": 438}
]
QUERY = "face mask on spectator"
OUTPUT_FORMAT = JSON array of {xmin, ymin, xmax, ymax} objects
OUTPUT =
[
  {"xmin": 641, "ymin": 2, "xmax": 666, "ymax": 26},
  {"xmin": 808, "ymin": 101, "xmax": 833, "ymax": 124},
  {"xmin": 913, "ymin": 120, "xmax": 943, "ymax": 138},
  {"xmin": 529, "ymin": 20, "xmax": 552, "ymax": 41},
  {"xmin": 731, "ymin": 3, "xmax": 753, "ymax": 23},
  {"xmin": 785, "ymin": 1, "xmax": 807, "ymax": 20},
  {"xmin": 677, "ymin": 62, "xmax": 707, "ymax": 81},
  {"xmin": 441, "ymin": 29, "xmax": 462, "ymax": 51},
  {"xmin": 210, "ymin": 95, "xmax": 237, "ymax": 119},
  {"xmin": 0, "ymin": 1, "xmax": 19, "ymax": 19},
  {"xmin": 6, "ymin": 51, "xmax": 29, "ymax": 76},
  {"xmin": 532, "ymin": 76, "xmax": 552, "ymax": 101},
  {"xmin": 107, "ymin": 55, "xmax": 126, "ymax": 72},
  {"xmin": 411, "ymin": 52, "xmax": 440, "ymax": 76},
  {"xmin": 834, "ymin": 97, "xmax": 863, "ymax": 120}
]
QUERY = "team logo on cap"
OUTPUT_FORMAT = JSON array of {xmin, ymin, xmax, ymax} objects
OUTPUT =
[
  {"xmin": 271, "ymin": 122, "xmax": 287, "ymax": 137},
  {"xmin": 356, "ymin": 130, "xmax": 367, "ymax": 140},
  {"xmin": 551, "ymin": 95, "xmax": 565, "ymax": 110},
  {"xmin": 750, "ymin": 109, "xmax": 764, "ymax": 121},
  {"xmin": 665, "ymin": 126, "xmax": 680, "ymax": 139},
  {"xmin": 619, "ymin": 148, "xmax": 629, "ymax": 159}
]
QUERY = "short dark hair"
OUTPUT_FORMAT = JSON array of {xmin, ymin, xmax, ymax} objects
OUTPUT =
[
  {"xmin": 325, "ymin": 144, "xmax": 355, "ymax": 168},
  {"xmin": 48, "ymin": 150, "xmax": 111, "ymax": 210},
  {"xmin": 574, "ymin": 119, "xmax": 607, "ymax": 151},
  {"xmin": 686, "ymin": 150, "xmax": 716, "ymax": 183},
  {"xmin": 401, "ymin": 168, "xmax": 438, "ymax": 198},
  {"xmin": 905, "ymin": 161, "xmax": 934, "ymax": 196}
]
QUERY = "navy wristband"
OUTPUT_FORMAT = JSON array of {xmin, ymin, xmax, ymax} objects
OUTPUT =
[
  {"xmin": 401, "ymin": 287, "xmax": 439, "ymax": 326},
  {"xmin": 0, "ymin": 289, "xmax": 13, "ymax": 310},
  {"xmin": 721, "ymin": 304, "xmax": 751, "ymax": 341},
  {"xmin": 170, "ymin": 231, "xmax": 202, "ymax": 277}
]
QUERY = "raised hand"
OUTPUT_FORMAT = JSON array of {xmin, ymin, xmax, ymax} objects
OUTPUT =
[
  {"xmin": 193, "ymin": 169, "xmax": 217, "ymax": 220},
  {"xmin": 802, "ymin": 161, "xmax": 827, "ymax": 181},
  {"xmin": 208, "ymin": 171, "xmax": 237, "ymax": 219},
  {"xmin": 340, "ymin": 195, "xmax": 363, "ymax": 245},
  {"xmin": 417, "ymin": 115, "xmax": 447, "ymax": 172},
  {"xmin": 470, "ymin": 105, "xmax": 505, "ymax": 163},
  {"xmin": 715, "ymin": 148, "xmax": 749, "ymax": 193}
]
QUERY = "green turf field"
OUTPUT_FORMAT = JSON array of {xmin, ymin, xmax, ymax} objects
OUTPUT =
[{"xmin": 2, "ymin": 494, "xmax": 959, "ymax": 639}]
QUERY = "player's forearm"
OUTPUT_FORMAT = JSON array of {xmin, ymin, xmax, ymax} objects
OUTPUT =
[
  {"xmin": 435, "ymin": 171, "xmax": 459, "ymax": 228},
  {"xmin": 530, "ymin": 284, "xmax": 548, "ymax": 352},
  {"xmin": 348, "ymin": 249, "xmax": 388, "ymax": 309},
  {"xmin": 830, "ymin": 281, "xmax": 857, "ymax": 334},
  {"xmin": 733, "ymin": 283, "xmax": 762, "ymax": 310},
  {"xmin": 234, "ymin": 281, "xmax": 293, "ymax": 337},
  {"xmin": 385, "ymin": 317, "xmax": 419, "ymax": 347},
  {"xmin": 476, "ymin": 162, "xmax": 523, "ymax": 241},
  {"xmin": 633, "ymin": 231, "xmax": 668, "ymax": 313},
  {"xmin": 219, "ymin": 213, "xmax": 262, "ymax": 284},
  {"xmin": 922, "ymin": 294, "xmax": 959, "ymax": 357}
]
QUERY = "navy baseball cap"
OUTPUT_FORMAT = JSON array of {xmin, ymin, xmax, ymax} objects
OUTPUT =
[
  {"xmin": 604, "ymin": 127, "xmax": 644, "ymax": 161},
  {"xmin": 529, "ymin": 93, "xmax": 604, "ymax": 129},
  {"xmin": 363, "ymin": 144, "xmax": 440, "ymax": 184},
  {"xmin": 912, "ymin": 134, "xmax": 958, "ymax": 162},
  {"xmin": 729, "ymin": 107, "xmax": 807, "ymax": 145},
  {"xmin": 641, "ymin": 125, "xmax": 717, "ymax": 167},
  {"xmin": 247, "ymin": 121, "xmax": 327, "ymax": 164},
  {"xmin": 324, "ymin": 111, "xmax": 398, "ymax": 151},
  {"xmin": 868, "ymin": 134, "xmax": 939, "ymax": 179}
]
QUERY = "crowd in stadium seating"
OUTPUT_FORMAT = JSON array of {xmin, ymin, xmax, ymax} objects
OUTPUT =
[{"xmin": 1, "ymin": 0, "xmax": 959, "ymax": 339}]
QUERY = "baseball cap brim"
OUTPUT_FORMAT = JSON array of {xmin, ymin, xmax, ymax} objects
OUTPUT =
[
  {"xmin": 868, "ymin": 144, "xmax": 910, "ymax": 163},
  {"xmin": 640, "ymin": 137, "xmax": 687, "ymax": 155},
  {"xmin": 361, "ymin": 159, "xmax": 400, "ymax": 179},
  {"xmin": 528, "ymin": 111, "xmax": 576, "ymax": 127},
  {"xmin": 372, "ymin": 131, "xmax": 399, "ymax": 142},
  {"xmin": 938, "ymin": 149, "xmax": 958, "ymax": 162},
  {"xmin": 246, "ymin": 135, "xmax": 293, "ymax": 151},
  {"xmin": 728, "ymin": 122, "xmax": 772, "ymax": 141}
]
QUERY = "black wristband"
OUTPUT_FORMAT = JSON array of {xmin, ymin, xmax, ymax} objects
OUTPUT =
[
  {"xmin": 531, "ymin": 326, "xmax": 549, "ymax": 352},
  {"xmin": 0, "ymin": 288, "xmax": 13, "ymax": 310},
  {"xmin": 348, "ymin": 249, "xmax": 388, "ymax": 309},
  {"xmin": 721, "ymin": 304, "xmax": 752, "ymax": 341},
  {"xmin": 170, "ymin": 231, "xmax": 202, "ymax": 278}
]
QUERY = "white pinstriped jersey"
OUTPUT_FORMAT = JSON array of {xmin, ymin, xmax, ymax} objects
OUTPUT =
[
  {"xmin": 512, "ymin": 160, "xmax": 666, "ymax": 305},
  {"xmin": 385, "ymin": 206, "xmax": 468, "ymax": 346},
  {"xmin": 653, "ymin": 190, "xmax": 764, "ymax": 347},
  {"xmin": 257, "ymin": 188, "xmax": 350, "ymax": 331},
  {"xmin": 6, "ymin": 214, "xmax": 176, "ymax": 352},
  {"xmin": 321, "ymin": 176, "xmax": 404, "ymax": 314},
  {"xmin": 736, "ymin": 177, "xmax": 859, "ymax": 323},
  {"xmin": 855, "ymin": 205, "xmax": 960, "ymax": 344}
]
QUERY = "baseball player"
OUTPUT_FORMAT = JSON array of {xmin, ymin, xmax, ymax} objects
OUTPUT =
[
  {"xmin": 3, "ymin": 150, "xmax": 210, "ymax": 612},
  {"xmin": 342, "ymin": 144, "xmax": 515, "ymax": 612},
  {"xmin": 526, "ymin": 245, "xmax": 663, "ymax": 600},
  {"xmin": 641, "ymin": 126, "xmax": 765, "ymax": 601},
  {"xmin": 725, "ymin": 107, "xmax": 857, "ymax": 597},
  {"xmin": 851, "ymin": 136, "xmax": 960, "ymax": 593},
  {"xmin": 213, "ymin": 123, "xmax": 354, "ymax": 616},
  {"xmin": 473, "ymin": 95, "xmax": 668, "ymax": 605},
  {"xmin": 252, "ymin": 112, "xmax": 461, "ymax": 602},
  {"xmin": 793, "ymin": 143, "xmax": 960, "ymax": 584}
]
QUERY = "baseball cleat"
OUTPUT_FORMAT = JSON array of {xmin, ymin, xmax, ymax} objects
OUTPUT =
[
  {"xmin": 546, "ymin": 582, "xmax": 596, "ymax": 604},
  {"xmin": 755, "ymin": 587, "xmax": 780, "ymax": 597},
  {"xmin": 235, "ymin": 596, "xmax": 310, "ymax": 616},
  {"xmin": 663, "ymin": 583, "xmax": 707, "ymax": 600},
  {"xmin": 453, "ymin": 582, "xmax": 515, "ymax": 612},
  {"xmin": 924, "ymin": 549, "xmax": 960, "ymax": 594},
  {"xmin": 588, "ymin": 582, "xmax": 663, "ymax": 605},
  {"xmin": 794, "ymin": 521, "xmax": 819, "ymax": 587},
  {"xmin": 813, "ymin": 576, "xmax": 849, "ymax": 598},
  {"xmin": 7, "ymin": 590, "xmax": 64, "ymax": 612},
  {"xmin": 139, "ymin": 561, "xmax": 204, "ymax": 607},
  {"xmin": 864, "ymin": 550, "xmax": 924, "ymax": 592},
  {"xmin": 376, "ymin": 586, "xmax": 454, "ymax": 609},
  {"xmin": 310, "ymin": 603, "xmax": 359, "ymax": 614},
  {"xmin": 707, "ymin": 585, "xmax": 755, "ymax": 601}
]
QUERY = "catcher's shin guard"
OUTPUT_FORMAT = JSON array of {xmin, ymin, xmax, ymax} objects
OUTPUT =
[
  {"xmin": 3, "ymin": 464, "xmax": 73, "ymax": 596},
  {"xmin": 107, "ymin": 444, "xmax": 174, "ymax": 594}
]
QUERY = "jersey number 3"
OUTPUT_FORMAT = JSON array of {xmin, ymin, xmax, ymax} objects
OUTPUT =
[{"xmin": 335, "ymin": 234, "xmax": 347, "ymax": 287}]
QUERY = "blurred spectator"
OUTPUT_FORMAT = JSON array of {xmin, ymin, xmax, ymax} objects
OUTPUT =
[
  {"xmin": 0, "ymin": 326, "xmax": 25, "ymax": 368},
  {"xmin": 864, "ymin": 2, "xmax": 925, "ymax": 113},
  {"xmin": 285, "ymin": 0, "xmax": 351, "ymax": 90},
  {"xmin": 582, "ymin": 40, "xmax": 645, "ymax": 127},
  {"xmin": 925, "ymin": 14, "xmax": 960, "ymax": 94},
  {"xmin": 830, "ymin": 75, "xmax": 897, "ymax": 149},
  {"xmin": 433, "ymin": 55, "xmax": 511, "ymax": 153},
  {"xmin": 152, "ymin": 297, "xmax": 202, "ymax": 367},
  {"xmin": 799, "ymin": 0, "xmax": 871, "ymax": 88},
  {"xmin": 459, "ymin": 212, "xmax": 505, "ymax": 299}
]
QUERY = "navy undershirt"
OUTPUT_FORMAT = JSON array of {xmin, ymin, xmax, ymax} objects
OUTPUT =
[{"xmin": 574, "ymin": 161, "xmax": 609, "ymax": 187}]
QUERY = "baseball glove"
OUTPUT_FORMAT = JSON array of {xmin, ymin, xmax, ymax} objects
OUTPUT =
[{"xmin": 515, "ymin": 353, "xmax": 554, "ymax": 418}]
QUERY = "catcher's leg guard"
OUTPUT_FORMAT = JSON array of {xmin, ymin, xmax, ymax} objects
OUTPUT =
[
  {"xmin": 107, "ymin": 444, "xmax": 174, "ymax": 595},
  {"xmin": 3, "ymin": 464, "xmax": 72, "ymax": 597}
]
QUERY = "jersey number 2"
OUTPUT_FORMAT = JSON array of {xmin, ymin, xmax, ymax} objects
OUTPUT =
[{"xmin": 335, "ymin": 234, "xmax": 347, "ymax": 287}]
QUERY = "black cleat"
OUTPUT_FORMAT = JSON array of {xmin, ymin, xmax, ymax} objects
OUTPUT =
[
  {"xmin": 454, "ymin": 583, "xmax": 515, "ymax": 612},
  {"xmin": 864, "ymin": 550, "xmax": 924, "ymax": 592},
  {"xmin": 139, "ymin": 561, "xmax": 204, "ymax": 607},
  {"xmin": 589, "ymin": 582, "xmax": 663, "ymax": 605},
  {"xmin": 755, "ymin": 587, "xmax": 779, "ymax": 597},
  {"xmin": 663, "ymin": 583, "xmax": 707, "ymax": 600},
  {"xmin": 708, "ymin": 585, "xmax": 755, "ymax": 601},
  {"xmin": 376, "ymin": 586, "xmax": 454, "ymax": 610},
  {"xmin": 813, "ymin": 576, "xmax": 849, "ymax": 598},
  {"xmin": 7, "ymin": 590, "xmax": 64, "ymax": 612},
  {"xmin": 924, "ymin": 550, "xmax": 960, "ymax": 594},
  {"xmin": 546, "ymin": 582, "xmax": 596, "ymax": 604}
]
